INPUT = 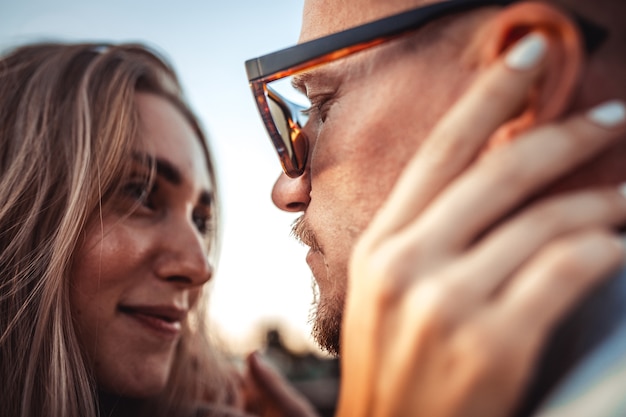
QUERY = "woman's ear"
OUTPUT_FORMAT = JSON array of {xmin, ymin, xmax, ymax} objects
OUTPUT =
[{"xmin": 465, "ymin": 1, "xmax": 584, "ymax": 149}]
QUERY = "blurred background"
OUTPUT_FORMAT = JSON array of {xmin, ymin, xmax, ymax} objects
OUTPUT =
[{"xmin": 0, "ymin": 0, "xmax": 326, "ymax": 355}]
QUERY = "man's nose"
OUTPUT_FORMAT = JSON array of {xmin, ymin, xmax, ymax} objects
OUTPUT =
[
  {"xmin": 271, "ymin": 170, "xmax": 311, "ymax": 212},
  {"xmin": 154, "ymin": 217, "xmax": 213, "ymax": 287}
]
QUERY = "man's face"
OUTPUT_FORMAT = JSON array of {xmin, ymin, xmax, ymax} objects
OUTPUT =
[{"xmin": 271, "ymin": 0, "xmax": 485, "ymax": 354}]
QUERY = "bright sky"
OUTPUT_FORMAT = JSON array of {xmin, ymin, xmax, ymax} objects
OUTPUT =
[{"xmin": 0, "ymin": 0, "xmax": 320, "ymax": 355}]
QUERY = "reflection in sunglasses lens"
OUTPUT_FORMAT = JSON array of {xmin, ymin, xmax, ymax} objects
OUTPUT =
[{"xmin": 266, "ymin": 77, "xmax": 311, "ymax": 175}]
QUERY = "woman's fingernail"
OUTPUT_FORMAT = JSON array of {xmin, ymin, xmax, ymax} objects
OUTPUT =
[
  {"xmin": 620, "ymin": 182, "xmax": 626, "ymax": 199},
  {"xmin": 505, "ymin": 33, "xmax": 547, "ymax": 70},
  {"xmin": 250, "ymin": 352, "xmax": 276, "ymax": 371},
  {"xmin": 587, "ymin": 101, "xmax": 626, "ymax": 128}
]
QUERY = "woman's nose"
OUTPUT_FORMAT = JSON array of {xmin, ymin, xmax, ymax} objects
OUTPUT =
[{"xmin": 154, "ymin": 217, "xmax": 213, "ymax": 287}]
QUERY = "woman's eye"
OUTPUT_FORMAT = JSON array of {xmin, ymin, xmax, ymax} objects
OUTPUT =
[
  {"xmin": 122, "ymin": 181, "xmax": 156, "ymax": 209},
  {"xmin": 192, "ymin": 212, "xmax": 213, "ymax": 235}
]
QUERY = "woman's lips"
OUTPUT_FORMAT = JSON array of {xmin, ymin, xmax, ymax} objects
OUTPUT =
[{"xmin": 118, "ymin": 305, "xmax": 184, "ymax": 338}]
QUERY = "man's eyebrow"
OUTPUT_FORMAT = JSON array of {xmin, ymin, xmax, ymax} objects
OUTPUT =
[
  {"xmin": 291, "ymin": 59, "xmax": 346, "ymax": 94},
  {"xmin": 291, "ymin": 67, "xmax": 329, "ymax": 93},
  {"xmin": 291, "ymin": 71, "xmax": 313, "ymax": 93}
]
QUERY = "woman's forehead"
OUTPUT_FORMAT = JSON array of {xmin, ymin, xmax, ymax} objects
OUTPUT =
[{"xmin": 134, "ymin": 93, "xmax": 213, "ymax": 192}]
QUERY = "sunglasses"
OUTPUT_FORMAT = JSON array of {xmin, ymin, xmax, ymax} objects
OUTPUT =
[{"xmin": 245, "ymin": 0, "xmax": 607, "ymax": 178}]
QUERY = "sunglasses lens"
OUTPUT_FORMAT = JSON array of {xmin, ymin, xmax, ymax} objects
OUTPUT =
[{"xmin": 265, "ymin": 76, "xmax": 310, "ymax": 177}]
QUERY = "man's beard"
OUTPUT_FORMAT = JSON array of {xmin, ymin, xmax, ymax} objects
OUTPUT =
[
  {"xmin": 292, "ymin": 216, "xmax": 344, "ymax": 355},
  {"xmin": 309, "ymin": 278, "xmax": 343, "ymax": 356}
]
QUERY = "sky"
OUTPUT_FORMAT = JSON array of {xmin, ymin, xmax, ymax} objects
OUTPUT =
[{"xmin": 0, "ymin": 0, "xmax": 320, "ymax": 355}]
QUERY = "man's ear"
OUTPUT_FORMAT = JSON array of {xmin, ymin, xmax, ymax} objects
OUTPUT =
[{"xmin": 465, "ymin": 1, "xmax": 584, "ymax": 149}]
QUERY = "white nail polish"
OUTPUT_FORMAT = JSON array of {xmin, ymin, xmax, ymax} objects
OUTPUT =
[
  {"xmin": 505, "ymin": 33, "xmax": 547, "ymax": 70},
  {"xmin": 587, "ymin": 101, "xmax": 626, "ymax": 128}
]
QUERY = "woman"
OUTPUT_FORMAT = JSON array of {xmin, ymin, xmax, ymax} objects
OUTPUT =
[{"xmin": 0, "ymin": 42, "xmax": 241, "ymax": 417}]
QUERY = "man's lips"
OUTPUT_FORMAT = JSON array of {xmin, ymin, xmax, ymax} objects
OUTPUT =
[
  {"xmin": 306, "ymin": 248, "xmax": 326, "ymax": 283},
  {"xmin": 118, "ymin": 305, "xmax": 186, "ymax": 337},
  {"xmin": 291, "ymin": 216, "xmax": 322, "ymax": 253}
]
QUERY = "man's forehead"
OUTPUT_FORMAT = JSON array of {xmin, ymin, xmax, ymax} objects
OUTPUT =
[{"xmin": 299, "ymin": 0, "xmax": 438, "ymax": 42}]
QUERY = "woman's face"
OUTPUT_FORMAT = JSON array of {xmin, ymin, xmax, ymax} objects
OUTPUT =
[{"xmin": 70, "ymin": 93, "xmax": 214, "ymax": 397}]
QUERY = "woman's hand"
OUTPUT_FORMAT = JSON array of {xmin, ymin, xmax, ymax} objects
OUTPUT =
[
  {"xmin": 241, "ymin": 352, "xmax": 320, "ymax": 417},
  {"xmin": 337, "ymin": 33, "xmax": 626, "ymax": 417}
]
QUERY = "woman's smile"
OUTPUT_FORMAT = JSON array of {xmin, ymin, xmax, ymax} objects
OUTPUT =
[{"xmin": 118, "ymin": 304, "xmax": 187, "ymax": 339}]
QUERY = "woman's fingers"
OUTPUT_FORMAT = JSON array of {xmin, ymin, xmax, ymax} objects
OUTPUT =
[
  {"xmin": 364, "ymin": 33, "xmax": 550, "ymax": 243},
  {"xmin": 353, "ymin": 228, "xmax": 625, "ymax": 417},
  {"xmin": 412, "ymin": 105, "xmax": 626, "ymax": 252},
  {"xmin": 243, "ymin": 353, "xmax": 320, "ymax": 417},
  {"xmin": 442, "ymin": 187, "xmax": 626, "ymax": 302},
  {"xmin": 498, "ymin": 228, "xmax": 625, "ymax": 338}
]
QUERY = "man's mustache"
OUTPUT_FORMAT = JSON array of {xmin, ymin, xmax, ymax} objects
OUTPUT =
[{"xmin": 291, "ymin": 216, "xmax": 322, "ymax": 252}]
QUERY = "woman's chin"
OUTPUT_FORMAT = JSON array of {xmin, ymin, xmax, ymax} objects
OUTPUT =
[{"xmin": 97, "ymin": 366, "xmax": 171, "ymax": 399}]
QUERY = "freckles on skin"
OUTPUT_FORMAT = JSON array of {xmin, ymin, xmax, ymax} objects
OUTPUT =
[
  {"xmin": 69, "ymin": 93, "xmax": 213, "ymax": 397},
  {"xmin": 70, "ymin": 218, "xmax": 179, "ymax": 395}
]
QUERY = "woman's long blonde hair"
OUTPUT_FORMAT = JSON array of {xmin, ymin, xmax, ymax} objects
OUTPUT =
[{"xmin": 0, "ymin": 42, "xmax": 234, "ymax": 417}]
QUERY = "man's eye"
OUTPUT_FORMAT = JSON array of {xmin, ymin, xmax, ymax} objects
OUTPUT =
[
  {"xmin": 307, "ymin": 95, "xmax": 334, "ymax": 123},
  {"xmin": 302, "ymin": 102, "xmax": 325, "ymax": 123}
]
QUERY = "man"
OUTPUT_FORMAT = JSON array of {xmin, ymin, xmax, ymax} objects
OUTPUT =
[{"xmin": 245, "ymin": 0, "xmax": 626, "ymax": 415}]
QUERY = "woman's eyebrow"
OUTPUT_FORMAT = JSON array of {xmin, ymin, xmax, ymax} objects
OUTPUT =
[
  {"xmin": 132, "ymin": 153, "xmax": 181, "ymax": 185},
  {"xmin": 132, "ymin": 153, "xmax": 213, "ymax": 205},
  {"xmin": 157, "ymin": 161, "xmax": 214, "ymax": 207},
  {"xmin": 155, "ymin": 158, "xmax": 181, "ymax": 186}
]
